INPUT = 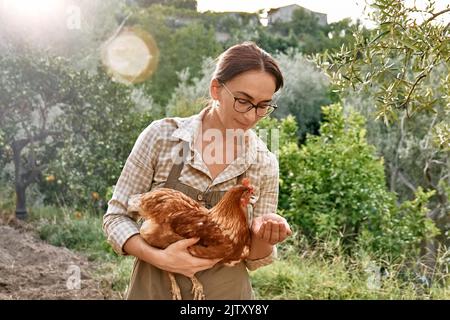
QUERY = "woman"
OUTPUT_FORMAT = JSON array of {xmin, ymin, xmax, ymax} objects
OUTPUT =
[{"xmin": 103, "ymin": 41, "xmax": 292, "ymax": 300}]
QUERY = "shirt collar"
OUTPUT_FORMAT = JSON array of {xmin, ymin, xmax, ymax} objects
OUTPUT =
[
  {"xmin": 170, "ymin": 108, "xmax": 206, "ymax": 145},
  {"xmin": 169, "ymin": 107, "xmax": 259, "ymax": 182}
]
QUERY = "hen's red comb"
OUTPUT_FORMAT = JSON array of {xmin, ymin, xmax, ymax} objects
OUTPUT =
[{"xmin": 242, "ymin": 177, "xmax": 251, "ymax": 187}]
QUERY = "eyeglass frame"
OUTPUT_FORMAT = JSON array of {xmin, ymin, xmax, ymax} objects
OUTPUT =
[{"xmin": 220, "ymin": 82, "xmax": 278, "ymax": 117}]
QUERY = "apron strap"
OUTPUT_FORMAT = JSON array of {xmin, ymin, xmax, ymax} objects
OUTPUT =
[
  {"xmin": 164, "ymin": 141, "xmax": 249, "ymax": 211},
  {"xmin": 164, "ymin": 142, "xmax": 190, "ymax": 189}
]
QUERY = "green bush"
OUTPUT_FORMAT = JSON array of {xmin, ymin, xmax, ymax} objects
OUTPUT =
[
  {"xmin": 359, "ymin": 187, "xmax": 440, "ymax": 259},
  {"xmin": 131, "ymin": 7, "xmax": 223, "ymax": 106},
  {"xmin": 41, "ymin": 108, "xmax": 155, "ymax": 212},
  {"xmin": 30, "ymin": 206, "xmax": 116, "ymax": 261},
  {"xmin": 255, "ymin": 115, "xmax": 300, "ymax": 213},
  {"xmin": 273, "ymin": 51, "xmax": 331, "ymax": 142},
  {"xmin": 0, "ymin": 45, "xmax": 158, "ymax": 214},
  {"xmin": 286, "ymin": 104, "xmax": 393, "ymax": 243},
  {"xmin": 266, "ymin": 104, "xmax": 438, "ymax": 260}
]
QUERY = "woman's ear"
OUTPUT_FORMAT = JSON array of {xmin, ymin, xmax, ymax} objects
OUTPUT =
[{"xmin": 210, "ymin": 79, "xmax": 221, "ymax": 100}]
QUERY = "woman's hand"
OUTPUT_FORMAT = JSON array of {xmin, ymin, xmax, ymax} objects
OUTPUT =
[
  {"xmin": 156, "ymin": 238, "xmax": 221, "ymax": 278},
  {"xmin": 251, "ymin": 213, "xmax": 292, "ymax": 245}
]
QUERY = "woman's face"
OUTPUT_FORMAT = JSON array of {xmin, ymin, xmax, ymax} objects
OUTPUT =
[{"xmin": 212, "ymin": 70, "xmax": 277, "ymax": 131}]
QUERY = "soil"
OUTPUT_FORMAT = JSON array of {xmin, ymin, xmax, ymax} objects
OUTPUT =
[{"xmin": 0, "ymin": 215, "xmax": 119, "ymax": 300}]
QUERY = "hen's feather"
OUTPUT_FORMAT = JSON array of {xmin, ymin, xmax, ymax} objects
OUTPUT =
[{"xmin": 131, "ymin": 181, "xmax": 253, "ymax": 265}]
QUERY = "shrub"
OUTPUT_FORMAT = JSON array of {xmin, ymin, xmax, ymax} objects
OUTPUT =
[
  {"xmin": 30, "ymin": 206, "xmax": 116, "ymax": 261},
  {"xmin": 267, "ymin": 104, "xmax": 439, "ymax": 260}
]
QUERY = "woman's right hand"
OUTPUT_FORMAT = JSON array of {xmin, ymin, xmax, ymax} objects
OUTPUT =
[{"xmin": 155, "ymin": 238, "xmax": 221, "ymax": 278}]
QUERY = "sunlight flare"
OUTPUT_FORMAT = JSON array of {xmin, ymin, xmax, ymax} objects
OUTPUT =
[{"xmin": 1, "ymin": 0, "xmax": 64, "ymax": 19}]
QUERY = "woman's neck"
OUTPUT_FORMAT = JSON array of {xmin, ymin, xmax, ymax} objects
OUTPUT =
[
  {"xmin": 201, "ymin": 105, "xmax": 226, "ymax": 135},
  {"xmin": 197, "ymin": 105, "xmax": 248, "ymax": 163}
]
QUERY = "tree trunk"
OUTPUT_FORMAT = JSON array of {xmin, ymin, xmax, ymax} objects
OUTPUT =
[
  {"xmin": 15, "ymin": 183, "xmax": 27, "ymax": 220},
  {"xmin": 12, "ymin": 142, "xmax": 27, "ymax": 219}
]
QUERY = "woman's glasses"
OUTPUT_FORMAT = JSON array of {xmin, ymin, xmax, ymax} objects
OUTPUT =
[{"xmin": 220, "ymin": 82, "xmax": 277, "ymax": 117}]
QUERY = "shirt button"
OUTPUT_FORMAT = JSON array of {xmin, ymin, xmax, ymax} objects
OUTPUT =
[{"xmin": 197, "ymin": 194, "xmax": 203, "ymax": 201}]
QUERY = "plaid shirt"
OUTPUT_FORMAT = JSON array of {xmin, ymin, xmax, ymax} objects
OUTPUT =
[{"xmin": 103, "ymin": 107, "xmax": 279, "ymax": 271}]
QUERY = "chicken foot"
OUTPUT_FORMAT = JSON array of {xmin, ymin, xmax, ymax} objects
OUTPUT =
[
  {"xmin": 167, "ymin": 272, "xmax": 182, "ymax": 300},
  {"xmin": 190, "ymin": 276, "xmax": 205, "ymax": 300}
]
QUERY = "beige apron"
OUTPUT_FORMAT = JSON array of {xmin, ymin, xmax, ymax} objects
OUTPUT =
[{"xmin": 126, "ymin": 146, "xmax": 254, "ymax": 300}]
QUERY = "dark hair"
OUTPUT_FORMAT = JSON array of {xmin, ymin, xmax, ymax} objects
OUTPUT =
[{"xmin": 213, "ymin": 41, "xmax": 284, "ymax": 92}]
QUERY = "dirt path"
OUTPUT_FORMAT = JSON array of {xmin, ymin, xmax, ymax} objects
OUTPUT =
[{"xmin": 0, "ymin": 218, "xmax": 117, "ymax": 300}]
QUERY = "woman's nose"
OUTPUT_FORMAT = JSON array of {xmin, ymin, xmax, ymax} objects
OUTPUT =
[{"xmin": 243, "ymin": 108, "xmax": 257, "ymax": 123}]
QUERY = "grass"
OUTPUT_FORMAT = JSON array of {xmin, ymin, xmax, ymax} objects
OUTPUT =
[
  {"xmin": 251, "ymin": 231, "xmax": 449, "ymax": 300},
  {"xmin": 251, "ymin": 254, "xmax": 449, "ymax": 300},
  {"xmin": 0, "ymin": 187, "xmax": 448, "ymax": 300}
]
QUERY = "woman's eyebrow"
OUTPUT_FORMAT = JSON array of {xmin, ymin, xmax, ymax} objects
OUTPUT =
[{"xmin": 235, "ymin": 91, "xmax": 273, "ymax": 103}]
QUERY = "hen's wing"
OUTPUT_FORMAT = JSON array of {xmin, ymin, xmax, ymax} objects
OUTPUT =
[
  {"xmin": 169, "ymin": 209, "xmax": 234, "ymax": 259},
  {"xmin": 129, "ymin": 188, "xmax": 206, "ymax": 248},
  {"xmin": 138, "ymin": 188, "xmax": 203, "ymax": 221},
  {"xmin": 130, "ymin": 188, "xmax": 236, "ymax": 260}
]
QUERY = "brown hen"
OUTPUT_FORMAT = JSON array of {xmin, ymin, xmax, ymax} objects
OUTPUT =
[{"xmin": 127, "ymin": 178, "xmax": 254, "ymax": 300}]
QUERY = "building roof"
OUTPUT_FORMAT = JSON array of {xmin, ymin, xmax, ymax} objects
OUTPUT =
[{"xmin": 267, "ymin": 4, "xmax": 326, "ymax": 17}]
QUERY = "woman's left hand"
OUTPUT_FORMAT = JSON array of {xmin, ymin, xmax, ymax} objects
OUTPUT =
[{"xmin": 251, "ymin": 213, "xmax": 292, "ymax": 245}]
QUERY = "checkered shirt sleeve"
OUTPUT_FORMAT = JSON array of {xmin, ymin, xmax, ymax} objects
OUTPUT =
[
  {"xmin": 102, "ymin": 121, "xmax": 161, "ymax": 255},
  {"xmin": 244, "ymin": 152, "xmax": 279, "ymax": 271}
]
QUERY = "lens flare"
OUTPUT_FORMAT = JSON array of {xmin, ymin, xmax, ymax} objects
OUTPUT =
[
  {"xmin": 1, "ymin": 0, "xmax": 63, "ymax": 18},
  {"xmin": 101, "ymin": 27, "xmax": 160, "ymax": 85}
]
